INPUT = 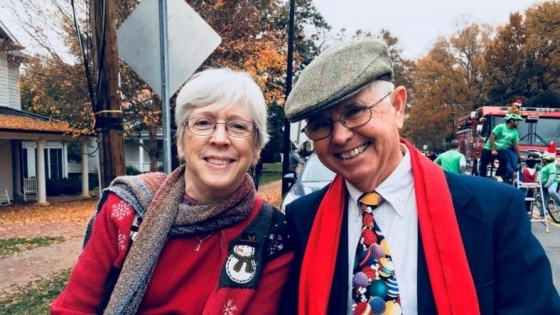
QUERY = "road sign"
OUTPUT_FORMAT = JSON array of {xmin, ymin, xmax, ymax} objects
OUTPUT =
[
  {"xmin": 117, "ymin": 0, "xmax": 221, "ymax": 97},
  {"xmin": 118, "ymin": 0, "xmax": 221, "ymax": 174}
]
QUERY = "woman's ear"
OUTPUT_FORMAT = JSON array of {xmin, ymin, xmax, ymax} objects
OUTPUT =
[
  {"xmin": 177, "ymin": 142, "xmax": 185, "ymax": 160},
  {"xmin": 252, "ymin": 149, "xmax": 261, "ymax": 166}
]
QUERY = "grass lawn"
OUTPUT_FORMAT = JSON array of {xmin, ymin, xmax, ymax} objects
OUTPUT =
[
  {"xmin": 259, "ymin": 162, "xmax": 283, "ymax": 186},
  {"xmin": 0, "ymin": 237, "xmax": 65, "ymax": 258},
  {"xmin": 0, "ymin": 269, "xmax": 70, "ymax": 314}
]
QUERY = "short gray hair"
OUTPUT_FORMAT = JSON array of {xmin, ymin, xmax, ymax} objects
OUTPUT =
[
  {"xmin": 367, "ymin": 80, "xmax": 394, "ymax": 96},
  {"xmin": 175, "ymin": 68, "xmax": 269, "ymax": 151}
]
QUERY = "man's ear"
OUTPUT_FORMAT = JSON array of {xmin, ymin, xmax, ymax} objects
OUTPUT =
[{"xmin": 391, "ymin": 86, "xmax": 407, "ymax": 129}]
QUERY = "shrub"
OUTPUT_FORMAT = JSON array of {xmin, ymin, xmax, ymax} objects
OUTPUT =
[
  {"xmin": 46, "ymin": 177, "xmax": 82, "ymax": 196},
  {"xmin": 88, "ymin": 173, "xmax": 99, "ymax": 189},
  {"xmin": 126, "ymin": 165, "xmax": 141, "ymax": 175}
]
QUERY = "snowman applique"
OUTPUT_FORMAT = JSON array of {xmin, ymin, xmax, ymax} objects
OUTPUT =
[{"xmin": 225, "ymin": 234, "xmax": 258, "ymax": 284}]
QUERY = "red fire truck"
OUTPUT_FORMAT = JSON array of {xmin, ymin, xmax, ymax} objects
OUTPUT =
[{"xmin": 456, "ymin": 106, "xmax": 560, "ymax": 175}]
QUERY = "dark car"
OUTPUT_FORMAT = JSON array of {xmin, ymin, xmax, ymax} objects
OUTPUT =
[{"xmin": 280, "ymin": 153, "xmax": 335, "ymax": 212}]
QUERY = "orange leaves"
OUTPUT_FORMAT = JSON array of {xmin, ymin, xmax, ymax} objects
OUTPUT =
[
  {"xmin": 257, "ymin": 190, "xmax": 282, "ymax": 207},
  {"xmin": 0, "ymin": 199, "xmax": 97, "ymax": 226},
  {"xmin": 0, "ymin": 192, "xmax": 281, "ymax": 227},
  {"xmin": 0, "ymin": 115, "xmax": 80, "ymax": 134}
]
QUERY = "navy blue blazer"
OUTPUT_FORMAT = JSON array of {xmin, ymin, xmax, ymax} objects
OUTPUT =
[{"xmin": 280, "ymin": 172, "xmax": 560, "ymax": 314}]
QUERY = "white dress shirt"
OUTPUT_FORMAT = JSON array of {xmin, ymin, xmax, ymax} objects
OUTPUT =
[{"xmin": 346, "ymin": 145, "xmax": 418, "ymax": 315}]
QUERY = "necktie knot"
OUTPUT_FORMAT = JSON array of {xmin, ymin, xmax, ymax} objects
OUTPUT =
[{"xmin": 358, "ymin": 191, "xmax": 383, "ymax": 213}]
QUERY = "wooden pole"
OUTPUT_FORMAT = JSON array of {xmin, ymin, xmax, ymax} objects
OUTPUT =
[{"xmin": 90, "ymin": 0, "xmax": 125, "ymax": 189}]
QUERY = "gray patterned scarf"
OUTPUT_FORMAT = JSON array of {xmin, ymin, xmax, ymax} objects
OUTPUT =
[{"xmin": 103, "ymin": 164, "xmax": 255, "ymax": 314}]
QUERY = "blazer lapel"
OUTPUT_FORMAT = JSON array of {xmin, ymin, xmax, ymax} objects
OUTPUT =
[{"xmin": 417, "ymin": 173, "xmax": 486, "ymax": 314}]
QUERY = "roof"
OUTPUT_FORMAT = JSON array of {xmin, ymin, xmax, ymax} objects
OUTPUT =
[
  {"xmin": 0, "ymin": 20, "xmax": 29, "ymax": 59},
  {"xmin": 0, "ymin": 20, "xmax": 21, "ymax": 47},
  {"xmin": 0, "ymin": 106, "xmax": 88, "ymax": 134}
]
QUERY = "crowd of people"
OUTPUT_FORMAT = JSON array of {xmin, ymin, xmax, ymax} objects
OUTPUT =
[{"xmin": 51, "ymin": 38, "xmax": 559, "ymax": 315}]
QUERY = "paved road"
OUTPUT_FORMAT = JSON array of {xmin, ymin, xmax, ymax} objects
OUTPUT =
[{"xmin": 532, "ymin": 219, "xmax": 560, "ymax": 293}]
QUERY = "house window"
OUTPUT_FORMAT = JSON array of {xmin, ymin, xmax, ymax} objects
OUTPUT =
[{"xmin": 44, "ymin": 148, "xmax": 63, "ymax": 179}]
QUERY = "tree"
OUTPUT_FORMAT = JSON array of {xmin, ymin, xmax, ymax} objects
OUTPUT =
[
  {"xmin": 261, "ymin": 102, "xmax": 285, "ymax": 163},
  {"xmin": 482, "ymin": 1, "xmax": 560, "ymax": 108},
  {"xmin": 521, "ymin": 1, "xmax": 560, "ymax": 107},
  {"xmin": 8, "ymin": 0, "xmax": 94, "ymax": 131},
  {"xmin": 403, "ymin": 22, "xmax": 492, "ymax": 149},
  {"xmin": 482, "ymin": 12, "xmax": 529, "ymax": 106},
  {"xmin": 20, "ymin": 57, "xmax": 92, "ymax": 132},
  {"xmin": 9, "ymin": 0, "xmax": 333, "ymax": 171}
]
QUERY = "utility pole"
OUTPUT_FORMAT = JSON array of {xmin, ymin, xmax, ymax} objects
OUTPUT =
[{"xmin": 90, "ymin": 0, "xmax": 126, "ymax": 188}]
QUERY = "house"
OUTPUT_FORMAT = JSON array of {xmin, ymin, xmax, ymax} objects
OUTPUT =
[
  {"xmin": 124, "ymin": 134, "xmax": 164, "ymax": 173},
  {"xmin": 0, "ymin": 21, "xmax": 94, "ymax": 204}
]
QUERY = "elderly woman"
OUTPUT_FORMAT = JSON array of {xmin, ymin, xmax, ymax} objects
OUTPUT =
[{"xmin": 51, "ymin": 68, "xmax": 293, "ymax": 315}]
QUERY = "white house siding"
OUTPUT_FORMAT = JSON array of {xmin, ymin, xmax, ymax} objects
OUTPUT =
[
  {"xmin": 0, "ymin": 139, "xmax": 13, "ymax": 199},
  {"xmin": 8, "ymin": 61, "xmax": 21, "ymax": 110},
  {"xmin": 124, "ymin": 140, "xmax": 141, "ymax": 171},
  {"xmin": 22, "ymin": 140, "xmax": 98, "ymax": 178},
  {"xmin": 67, "ymin": 147, "xmax": 99, "ymax": 175},
  {"xmin": 0, "ymin": 52, "xmax": 8, "ymax": 107},
  {"xmin": 22, "ymin": 141, "xmax": 37, "ymax": 178},
  {"xmin": 124, "ymin": 138, "xmax": 164, "ymax": 172}
]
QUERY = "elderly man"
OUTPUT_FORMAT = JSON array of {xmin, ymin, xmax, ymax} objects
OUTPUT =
[{"xmin": 280, "ymin": 39, "xmax": 559, "ymax": 315}]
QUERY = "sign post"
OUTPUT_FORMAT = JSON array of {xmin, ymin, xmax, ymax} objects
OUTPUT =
[{"xmin": 118, "ymin": 0, "xmax": 221, "ymax": 173}]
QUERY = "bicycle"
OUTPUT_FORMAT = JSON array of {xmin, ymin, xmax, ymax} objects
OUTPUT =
[{"xmin": 535, "ymin": 190, "xmax": 560, "ymax": 224}]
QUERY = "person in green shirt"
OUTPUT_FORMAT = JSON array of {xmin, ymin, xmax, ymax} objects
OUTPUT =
[
  {"xmin": 478, "ymin": 110, "xmax": 523, "ymax": 179},
  {"xmin": 540, "ymin": 142, "xmax": 560, "ymax": 218},
  {"xmin": 435, "ymin": 140, "xmax": 466, "ymax": 174}
]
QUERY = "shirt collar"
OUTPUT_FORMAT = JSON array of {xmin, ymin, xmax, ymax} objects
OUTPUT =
[{"xmin": 346, "ymin": 144, "xmax": 413, "ymax": 217}]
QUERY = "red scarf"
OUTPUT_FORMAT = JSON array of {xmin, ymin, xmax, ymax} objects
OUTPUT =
[{"xmin": 298, "ymin": 139, "xmax": 479, "ymax": 315}]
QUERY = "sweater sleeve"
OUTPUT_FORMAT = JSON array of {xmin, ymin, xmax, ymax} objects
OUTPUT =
[
  {"xmin": 50, "ymin": 194, "xmax": 135, "ymax": 315},
  {"xmin": 243, "ymin": 251, "xmax": 294, "ymax": 315},
  {"xmin": 244, "ymin": 208, "xmax": 294, "ymax": 315}
]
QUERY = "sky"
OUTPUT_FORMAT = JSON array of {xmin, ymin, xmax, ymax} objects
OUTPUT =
[
  {"xmin": 0, "ymin": 0, "xmax": 546, "ymax": 61},
  {"xmin": 313, "ymin": 0, "xmax": 544, "ymax": 59}
]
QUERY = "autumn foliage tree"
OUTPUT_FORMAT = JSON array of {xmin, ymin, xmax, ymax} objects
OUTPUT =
[
  {"xmin": 403, "ymin": 1, "xmax": 559, "ymax": 151},
  {"xmin": 403, "ymin": 22, "xmax": 492, "ymax": 150},
  {"xmin": 7, "ymin": 0, "xmax": 93, "ymax": 132},
  {"xmin": 482, "ymin": 12, "xmax": 529, "ymax": 105},
  {"xmin": 9, "ymin": 0, "xmax": 331, "ymax": 171}
]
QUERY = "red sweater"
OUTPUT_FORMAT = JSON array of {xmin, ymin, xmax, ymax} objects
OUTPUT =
[
  {"xmin": 51, "ymin": 194, "xmax": 293, "ymax": 314},
  {"xmin": 522, "ymin": 167, "xmax": 537, "ymax": 183}
]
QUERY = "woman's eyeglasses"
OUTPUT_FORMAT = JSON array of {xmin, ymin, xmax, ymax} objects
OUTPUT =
[{"xmin": 184, "ymin": 117, "xmax": 256, "ymax": 138}]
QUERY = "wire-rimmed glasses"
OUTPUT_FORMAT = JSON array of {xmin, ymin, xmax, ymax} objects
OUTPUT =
[
  {"xmin": 184, "ymin": 117, "xmax": 256, "ymax": 138},
  {"xmin": 301, "ymin": 92, "xmax": 392, "ymax": 141}
]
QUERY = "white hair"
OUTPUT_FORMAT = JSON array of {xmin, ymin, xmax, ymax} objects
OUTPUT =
[{"xmin": 175, "ymin": 68, "xmax": 269, "ymax": 150}]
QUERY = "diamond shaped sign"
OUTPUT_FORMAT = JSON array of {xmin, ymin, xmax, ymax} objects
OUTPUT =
[{"xmin": 117, "ymin": 0, "xmax": 221, "ymax": 97}]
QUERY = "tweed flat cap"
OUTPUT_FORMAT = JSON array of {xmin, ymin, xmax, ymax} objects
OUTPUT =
[{"xmin": 285, "ymin": 38, "xmax": 393, "ymax": 122}]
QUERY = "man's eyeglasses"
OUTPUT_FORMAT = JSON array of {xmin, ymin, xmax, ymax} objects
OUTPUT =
[
  {"xmin": 184, "ymin": 117, "xmax": 256, "ymax": 138},
  {"xmin": 301, "ymin": 92, "xmax": 392, "ymax": 141}
]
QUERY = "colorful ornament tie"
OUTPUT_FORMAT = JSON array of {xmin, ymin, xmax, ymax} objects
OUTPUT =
[{"xmin": 352, "ymin": 192, "xmax": 402, "ymax": 315}]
